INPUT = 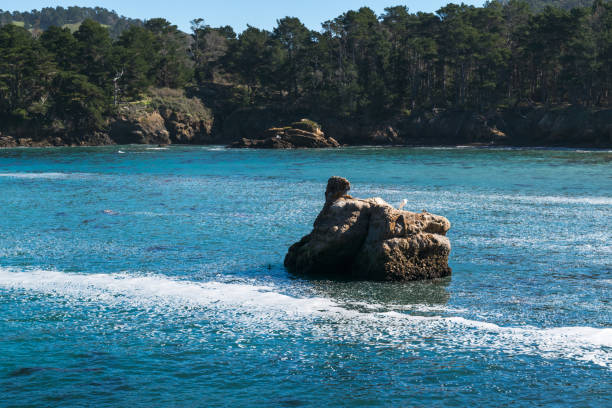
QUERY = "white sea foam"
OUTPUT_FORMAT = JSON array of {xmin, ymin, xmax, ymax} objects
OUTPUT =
[
  {"xmin": 370, "ymin": 187, "xmax": 612, "ymax": 208},
  {"xmin": 130, "ymin": 211, "xmax": 194, "ymax": 217},
  {"xmin": 345, "ymin": 301, "xmax": 467, "ymax": 314},
  {"xmin": 0, "ymin": 267, "xmax": 610, "ymax": 369},
  {"xmin": 198, "ymin": 146, "xmax": 227, "ymax": 151},
  {"xmin": 507, "ymin": 194, "xmax": 612, "ymax": 206},
  {"xmin": 0, "ymin": 268, "xmax": 339, "ymax": 314},
  {"xmin": 459, "ymin": 234, "xmax": 612, "ymax": 255},
  {"xmin": 0, "ymin": 172, "xmax": 92, "ymax": 179}
]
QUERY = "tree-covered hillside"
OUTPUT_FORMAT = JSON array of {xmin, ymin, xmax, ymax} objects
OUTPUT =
[
  {"xmin": 0, "ymin": 6, "xmax": 142, "ymax": 38},
  {"xmin": 496, "ymin": 0, "xmax": 608, "ymax": 11},
  {"xmin": 1, "ymin": 1, "xmax": 611, "ymax": 146}
]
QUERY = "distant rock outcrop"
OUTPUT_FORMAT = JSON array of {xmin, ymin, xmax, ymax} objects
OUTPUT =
[
  {"xmin": 285, "ymin": 177, "xmax": 452, "ymax": 281},
  {"xmin": 110, "ymin": 110, "xmax": 171, "ymax": 145},
  {"xmin": 230, "ymin": 119, "xmax": 340, "ymax": 149},
  {"xmin": 109, "ymin": 88, "xmax": 214, "ymax": 145},
  {"xmin": 0, "ymin": 129, "xmax": 112, "ymax": 147},
  {"xmin": 0, "ymin": 133, "xmax": 17, "ymax": 148}
]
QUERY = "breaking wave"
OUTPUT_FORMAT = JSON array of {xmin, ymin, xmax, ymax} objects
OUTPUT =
[
  {"xmin": 0, "ymin": 172, "xmax": 93, "ymax": 179},
  {"xmin": 1, "ymin": 267, "xmax": 610, "ymax": 369}
]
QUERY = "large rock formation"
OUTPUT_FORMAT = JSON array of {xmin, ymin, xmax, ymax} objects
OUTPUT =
[
  {"xmin": 159, "ymin": 108, "xmax": 213, "ymax": 144},
  {"xmin": 109, "ymin": 89, "xmax": 214, "ymax": 145},
  {"xmin": 285, "ymin": 177, "xmax": 452, "ymax": 281},
  {"xmin": 110, "ymin": 110, "xmax": 171, "ymax": 145},
  {"xmin": 230, "ymin": 119, "xmax": 340, "ymax": 149}
]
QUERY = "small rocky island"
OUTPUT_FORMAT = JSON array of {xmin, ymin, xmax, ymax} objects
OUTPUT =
[
  {"xmin": 285, "ymin": 177, "xmax": 452, "ymax": 281},
  {"xmin": 230, "ymin": 119, "xmax": 340, "ymax": 149}
]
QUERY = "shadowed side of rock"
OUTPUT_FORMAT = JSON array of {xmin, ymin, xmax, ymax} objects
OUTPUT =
[{"xmin": 284, "ymin": 177, "xmax": 452, "ymax": 281}]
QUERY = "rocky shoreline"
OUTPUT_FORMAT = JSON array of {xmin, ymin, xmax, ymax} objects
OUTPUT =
[
  {"xmin": 0, "ymin": 88, "xmax": 215, "ymax": 148},
  {"xmin": 1, "ymin": 106, "xmax": 611, "ymax": 149},
  {"xmin": 229, "ymin": 119, "xmax": 340, "ymax": 149}
]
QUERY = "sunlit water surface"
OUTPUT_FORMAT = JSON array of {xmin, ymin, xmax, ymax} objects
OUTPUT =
[{"xmin": 0, "ymin": 146, "xmax": 610, "ymax": 407}]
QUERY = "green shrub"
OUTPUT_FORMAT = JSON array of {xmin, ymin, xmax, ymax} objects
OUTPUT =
[
  {"xmin": 146, "ymin": 87, "xmax": 212, "ymax": 121},
  {"xmin": 291, "ymin": 119, "xmax": 320, "ymax": 133}
]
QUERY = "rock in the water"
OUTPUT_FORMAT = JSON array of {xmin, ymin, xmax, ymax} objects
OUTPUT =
[
  {"xmin": 229, "ymin": 119, "xmax": 340, "ymax": 149},
  {"xmin": 285, "ymin": 177, "xmax": 452, "ymax": 281}
]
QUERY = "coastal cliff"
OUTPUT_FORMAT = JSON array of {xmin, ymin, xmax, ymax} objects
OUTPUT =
[
  {"xmin": 109, "ymin": 89, "xmax": 214, "ymax": 145},
  {"xmin": 0, "ymin": 88, "xmax": 214, "ymax": 147},
  {"xmin": 1, "ymin": 104, "xmax": 610, "ymax": 148},
  {"xmin": 219, "ymin": 106, "xmax": 612, "ymax": 148}
]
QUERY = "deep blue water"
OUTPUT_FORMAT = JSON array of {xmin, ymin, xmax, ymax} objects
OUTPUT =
[{"xmin": 0, "ymin": 145, "xmax": 610, "ymax": 407}]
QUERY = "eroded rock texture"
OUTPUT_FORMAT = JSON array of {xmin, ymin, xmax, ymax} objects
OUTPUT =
[
  {"xmin": 229, "ymin": 119, "xmax": 340, "ymax": 149},
  {"xmin": 285, "ymin": 177, "xmax": 452, "ymax": 281}
]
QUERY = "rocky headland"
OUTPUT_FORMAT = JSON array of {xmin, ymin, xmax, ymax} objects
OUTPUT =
[
  {"xmin": 285, "ymin": 177, "xmax": 452, "ymax": 281},
  {"xmin": 220, "ymin": 105, "xmax": 612, "ymax": 148},
  {"xmin": 1, "ymin": 98, "xmax": 611, "ymax": 149},
  {"xmin": 0, "ymin": 88, "xmax": 215, "ymax": 148},
  {"xmin": 229, "ymin": 119, "xmax": 340, "ymax": 149},
  {"xmin": 109, "ymin": 95, "xmax": 213, "ymax": 145}
]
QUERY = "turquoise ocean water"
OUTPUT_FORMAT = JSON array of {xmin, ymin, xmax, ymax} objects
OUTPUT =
[{"xmin": 0, "ymin": 146, "xmax": 610, "ymax": 407}]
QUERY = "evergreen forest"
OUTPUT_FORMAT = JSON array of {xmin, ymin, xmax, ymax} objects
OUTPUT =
[{"xmin": 1, "ymin": 0, "xmax": 611, "ymax": 145}]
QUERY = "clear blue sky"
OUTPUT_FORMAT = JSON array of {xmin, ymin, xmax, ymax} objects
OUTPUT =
[{"xmin": 3, "ymin": 1, "xmax": 484, "ymax": 32}]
